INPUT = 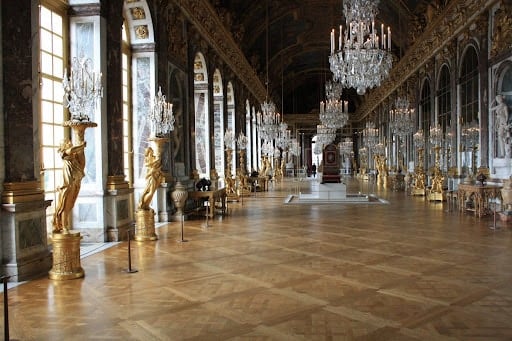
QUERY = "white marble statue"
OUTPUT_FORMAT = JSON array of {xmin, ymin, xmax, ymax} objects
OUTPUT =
[{"xmin": 493, "ymin": 94, "xmax": 510, "ymax": 158}]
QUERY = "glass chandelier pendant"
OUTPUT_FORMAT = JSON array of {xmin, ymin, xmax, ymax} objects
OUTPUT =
[
  {"xmin": 149, "ymin": 86, "xmax": 175, "ymax": 137},
  {"xmin": 316, "ymin": 124, "xmax": 336, "ymax": 146},
  {"xmin": 320, "ymin": 80, "xmax": 349, "ymax": 130},
  {"xmin": 257, "ymin": 99, "xmax": 280, "ymax": 142},
  {"xmin": 389, "ymin": 97, "xmax": 415, "ymax": 138},
  {"xmin": 63, "ymin": 55, "xmax": 103, "ymax": 122},
  {"xmin": 329, "ymin": 0, "xmax": 393, "ymax": 95}
]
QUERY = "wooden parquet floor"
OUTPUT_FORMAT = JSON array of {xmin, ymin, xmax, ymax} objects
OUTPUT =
[{"xmin": 3, "ymin": 178, "xmax": 512, "ymax": 340}]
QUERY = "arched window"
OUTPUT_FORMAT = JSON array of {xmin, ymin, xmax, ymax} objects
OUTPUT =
[
  {"xmin": 437, "ymin": 65, "xmax": 451, "ymax": 170},
  {"xmin": 459, "ymin": 46, "xmax": 479, "ymax": 126},
  {"xmin": 194, "ymin": 53, "xmax": 209, "ymax": 178},
  {"xmin": 213, "ymin": 69, "xmax": 225, "ymax": 178},
  {"xmin": 122, "ymin": 23, "xmax": 133, "ymax": 185},
  {"xmin": 226, "ymin": 82, "xmax": 236, "ymax": 176},
  {"xmin": 438, "ymin": 65, "xmax": 451, "ymax": 134},
  {"xmin": 419, "ymin": 79, "xmax": 432, "ymax": 168},
  {"xmin": 459, "ymin": 46, "xmax": 480, "ymax": 173},
  {"xmin": 39, "ymin": 2, "xmax": 68, "ymax": 235}
]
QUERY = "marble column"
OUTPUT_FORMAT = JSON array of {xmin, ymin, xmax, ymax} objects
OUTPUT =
[{"xmin": 1, "ymin": 0, "xmax": 52, "ymax": 281}]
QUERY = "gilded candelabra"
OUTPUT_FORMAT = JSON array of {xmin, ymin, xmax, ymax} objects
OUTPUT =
[
  {"xmin": 49, "ymin": 55, "xmax": 101, "ymax": 280},
  {"xmin": 236, "ymin": 132, "xmax": 251, "ymax": 195},
  {"xmin": 358, "ymin": 147, "xmax": 368, "ymax": 179},
  {"xmin": 428, "ymin": 125, "xmax": 444, "ymax": 201},
  {"xmin": 135, "ymin": 86, "xmax": 174, "ymax": 241},
  {"xmin": 411, "ymin": 129, "xmax": 426, "ymax": 196},
  {"xmin": 373, "ymin": 143, "xmax": 387, "ymax": 187},
  {"xmin": 224, "ymin": 129, "xmax": 238, "ymax": 201}
]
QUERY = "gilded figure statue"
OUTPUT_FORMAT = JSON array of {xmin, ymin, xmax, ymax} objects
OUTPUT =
[
  {"xmin": 138, "ymin": 147, "xmax": 163, "ymax": 210},
  {"xmin": 52, "ymin": 139, "xmax": 86, "ymax": 233},
  {"xmin": 431, "ymin": 170, "xmax": 444, "ymax": 193}
]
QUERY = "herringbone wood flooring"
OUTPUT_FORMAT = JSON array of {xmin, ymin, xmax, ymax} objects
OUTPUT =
[{"xmin": 3, "ymin": 178, "xmax": 512, "ymax": 340}]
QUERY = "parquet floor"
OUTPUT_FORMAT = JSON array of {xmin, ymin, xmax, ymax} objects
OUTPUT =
[{"xmin": 2, "ymin": 178, "xmax": 512, "ymax": 340}]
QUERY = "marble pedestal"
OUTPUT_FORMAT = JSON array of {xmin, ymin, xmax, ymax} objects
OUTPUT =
[
  {"xmin": 1, "ymin": 198, "xmax": 52, "ymax": 282},
  {"xmin": 300, "ymin": 183, "xmax": 347, "ymax": 200}
]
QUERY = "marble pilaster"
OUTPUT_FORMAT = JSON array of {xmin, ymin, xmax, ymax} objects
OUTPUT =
[{"xmin": 1, "ymin": 183, "xmax": 52, "ymax": 282}]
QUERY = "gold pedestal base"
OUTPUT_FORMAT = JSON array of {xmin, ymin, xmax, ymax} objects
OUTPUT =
[
  {"xmin": 411, "ymin": 188, "xmax": 425, "ymax": 196},
  {"xmin": 49, "ymin": 232, "xmax": 84, "ymax": 280},
  {"xmin": 135, "ymin": 209, "xmax": 158, "ymax": 241},
  {"xmin": 428, "ymin": 191, "xmax": 444, "ymax": 201},
  {"xmin": 227, "ymin": 193, "xmax": 239, "ymax": 202}
]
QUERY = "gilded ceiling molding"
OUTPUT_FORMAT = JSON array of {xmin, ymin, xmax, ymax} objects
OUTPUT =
[
  {"xmin": 354, "ymin": 0, "xmax": 497, "ymax": 122},
  {"xmin": 174, "ymin": 0, "xmax": 267, "ymax": 103}
]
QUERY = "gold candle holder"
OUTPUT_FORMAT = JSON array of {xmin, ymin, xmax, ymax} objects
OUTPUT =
[{"xmin": 49, "ymin": 120, "xmax": 96, "ymax": 280}]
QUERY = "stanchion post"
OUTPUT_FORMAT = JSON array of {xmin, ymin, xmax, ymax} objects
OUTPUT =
[
  {"xmin": 125, "ymin": 227, "xmax": 138, "ymax": 273},
  {"xmin": 489, "ymin": 199, "xmax": 499, "ymax": 230},
  {"xmin": 178, "ymin": 214, "xmax": 189, "ymax": 243},
  {"xmin": 203, "ymin": 200, "xmax": 210, "ymax": 228},
  {"xmin": 2, "ymin": 275, "xmax": 10, "ymax": 341}
]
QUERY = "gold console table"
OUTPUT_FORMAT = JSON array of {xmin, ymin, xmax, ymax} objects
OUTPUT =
[
  {"xmin": 189, "ymin": 188, "xmax": 227, "ymax": 217},
  {"xmin": 457, "ymin": 183, "xmax": 501, "ymax": 218}
]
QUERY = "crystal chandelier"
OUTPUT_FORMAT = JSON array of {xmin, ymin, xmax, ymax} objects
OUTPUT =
[
  {"xmin": 149, "ymin": 86, "xmax": 175, "ymax": 137},
  {"xmin": 313, "ymin": 142, "xmax": 323, "ymax": 156},
  {"xmin": 276, "ymin": 122, "xmax": 291, "ymax": 149},
  {"xmin": 289, "ymin": 138, "xmax": 301, "ymax": 157},
  {"xmin": 316, "ymin": 124, "xmax": 336, "ymax": 146},
  {"xmin": 389, "ymin": 97, "xmax": 415, "ymax": 138},
  {"xmin": 224, "ymin": 128, "xmax": 235, "ymax": 149},
  {"xmin": 429, "ymin": 125, "xmax": 443, "ymax": 147},
  {"xmin": 413, "ymin": 129, "xmax": 424, "ymax": 149},
  {"xmin": 462, "ymin": 121, "xmax": 480, "ymax": 148},
  {"xmin": 362, "ymin": 121, "xmax": 378, "ymax": 148},
  {"xmin": 257, "ymin": 101, "xmax": 280, "ymax": 142},
  {"xmin": 63, "ymin": 55, "xmax": 103, "ymax": 122},
  {"xmin": 338, "ymin": 137, "xmax": 353, "ymax": 156},
  {"xmin": 373, "ymin": 142, "xmax": 385, "ymax": 156},
  {"xmin": 257, "ymin": 0, "xmax": 280, "ymax": 143},
  {"xmin": 329, "ymin": 0, "xmax": 393, "ymax": 95},
  {"xmin": 320, "ymin": 80, "xmax": 349, "ymax": 129},
  {"xmin": 237, "ymin": 132, "xmax": 248, "ymax": 150},
  {"xmin": 261, "ymin": 140, "xmax": 275, "ymax": 156}
]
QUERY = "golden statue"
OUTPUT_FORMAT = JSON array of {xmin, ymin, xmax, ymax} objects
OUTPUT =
[
  {"xmin": 138, "ymin": 147, "xmax": 164, "ymax": 210},
  {"xmin": 431, "ymin": 170, "xmax": 444, "ymax": 194},
  {"xmin": 52, "ymin": 139, "xmax": 86, "ymax": 233}
]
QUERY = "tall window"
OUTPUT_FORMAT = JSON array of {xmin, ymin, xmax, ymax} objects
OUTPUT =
[
  {"xmin": 438, "ymin": 65, "xmax": 451, "ymax": 133},
  {"xmin": 438, "ymin": 65, "xmax": 451, "ymax": 170},
  {"xmin": 459, "ymin": 46, "xmax": 479, "ymax": 126},
  {"xmin": 194, "ymin": 53, "xmax": 210, "ymax": 178},
  {"xmin": 420, "ymin": 79, "xmax": 432, "ymax": 168},
  {"xmin": 122, "ymin": 23, "xmax": 133, "ymax": 185},
  {"xmin": 39, "ymin": 3, "xmax": 67, "ymax": 232},
  {"xmin": 213, "ymin": 69, "xmax": 225, "ymax": 177}
]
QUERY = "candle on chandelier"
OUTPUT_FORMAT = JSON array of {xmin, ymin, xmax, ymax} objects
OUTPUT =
[
  {"xmin": 344, "ymin": 101, "xmax": 348, "ymax": 113},
  {"xmin": 339, "ymin": 25, "xmax": 342, "ymax": 50},
  {"xmin": 371, "ymin": 21, "xmax": 375, "ymax": 47},
  {"xmin": 388, "ymin": 27, "xmax": 391, "ymax": 50},
  {"xmin": 331, "ymin": 29, "xmax": 335, "ymax": 54},
  {"xmin": 381, "ymin": 24, "xmax": 384, "ymax": 49}
]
